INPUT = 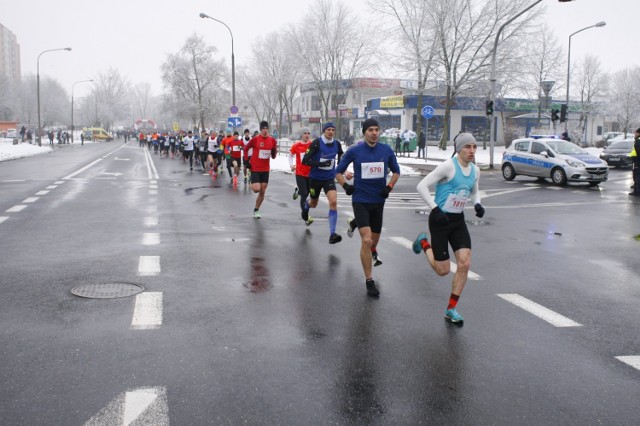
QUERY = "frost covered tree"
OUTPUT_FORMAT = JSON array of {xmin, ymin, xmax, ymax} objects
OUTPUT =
[
  {"xmin": 92, "ymin": 68, "xmax": 130, "ymax": 130},
  {"xmin": 572, "ymin": 55, "xmax": 608, "ymax": 143},
  {"xmin": 161, "ymin": 33, "xmax": 227, "ymax": 131},
  {"xmin": 608, "ymin": 67, "xmax": 640, "ymax": 135},
  {"xmin": 132, "ymin": 82, "xmax": 152, "ymax": 119}
]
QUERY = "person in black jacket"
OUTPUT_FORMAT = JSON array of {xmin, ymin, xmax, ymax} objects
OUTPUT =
[{"xmin": 629, "ymin": 128, "xmax": 640, "ymax": 196}]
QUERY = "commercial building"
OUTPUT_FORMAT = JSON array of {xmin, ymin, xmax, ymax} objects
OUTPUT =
[{"xmin": 0, "ymin": 23, "xmax": 21, "ymax": 82}]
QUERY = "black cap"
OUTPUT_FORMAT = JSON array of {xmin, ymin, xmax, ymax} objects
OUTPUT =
[
  {"xmin": 362, "ymin": 118, "xmax": 379, "ymax": 133},
  {"xmin": 260, "ymin": 121, "xmax": 269, "ymax": 129}
]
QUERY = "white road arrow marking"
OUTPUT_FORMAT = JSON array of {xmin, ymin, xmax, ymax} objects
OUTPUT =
[{"xmin": 100, "ymin": 172, "xmax": 123, "ymax": 177}]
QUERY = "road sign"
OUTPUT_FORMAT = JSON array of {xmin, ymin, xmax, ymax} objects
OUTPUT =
[
  {"xmin": 230, "ymin": 105, "xmax": 239, "ymax": 115},
  {"xmin": 421, "ymin": 105, "xmax": 434, "ymax": 119},
  {"xmin": 227, "ymin": 117, "xmax": 242, "ymax": 128}
]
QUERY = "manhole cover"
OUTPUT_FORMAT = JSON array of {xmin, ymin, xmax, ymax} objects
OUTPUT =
[{"xmin": 71, "ymin": 282, "xmax": 144, "ymax": 299}]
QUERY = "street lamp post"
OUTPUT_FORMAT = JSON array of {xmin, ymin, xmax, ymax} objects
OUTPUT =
[
  {"xmin": 564, "ymin": 21, "xmax": 606, "ymax": 133},
  {"xmin": 71, "ymin": 79, "xmax": 93, "ymax": 143},
  {"xmin": 199, "ymin": 12, "xmax": 235, "ymax": 108},
  {"xmin": 37, "ymin": 47, "xmax": 72, "ymax": 146}
]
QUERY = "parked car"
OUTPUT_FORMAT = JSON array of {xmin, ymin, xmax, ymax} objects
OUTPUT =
[
  {"xmin": 599, "ymin": 139, "xmax": 634, "ymax": 168},
  {"xmin": 501, "ymin": 137, "xmax": 609, "ymax": 186},
  {"xmin": 83, "ymin": 127, "xmax": 113, "ymax": 141},
  {"xmin": 5, "ymin": 128, "xmax": 17, "ymax": 138}
]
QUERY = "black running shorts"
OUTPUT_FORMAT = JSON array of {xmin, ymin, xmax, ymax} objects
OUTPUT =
[
  {"xmin": 428, "ymin": 211, "xmax": 471, "ymax": 261},
  {"xmin": 352, "ymin": 202, "xmax": 385, "ymax": 234},
  {"xmin": 250, "ymin": 171, "xmax": 270, "ymax": 184},
  {"xmin": 309, "ymin": 178, "xmax": 337, "ymax": 199}
]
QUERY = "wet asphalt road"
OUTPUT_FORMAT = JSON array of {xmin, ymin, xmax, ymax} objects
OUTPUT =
[{"xmin": 1, "ymin": 141, "xmax": 639, "ymax": 425}]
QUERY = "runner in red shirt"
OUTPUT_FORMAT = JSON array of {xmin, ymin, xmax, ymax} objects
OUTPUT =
[
  {"xmin": 289, "ymin": 127, "xmax": 314, "ymax": 225},
  {"xmin": 229, "ymin": 131, "xmax": 244, "ymax": 188},
  {"xmin": 243, "ymin": 121, "xmax": 278, "ymax": 218}
]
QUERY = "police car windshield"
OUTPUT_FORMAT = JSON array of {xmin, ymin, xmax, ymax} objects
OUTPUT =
[{"xmin": 545, "ymin": 140, "xmax": 586, "ymax": 155}]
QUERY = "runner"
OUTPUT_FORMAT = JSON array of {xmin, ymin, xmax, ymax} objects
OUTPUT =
[
  {"xmin": 206, "ymin": 130, "xmax": 219, "ymax": 178},
  {"xmin": 182, "ymin": 130, "xmax": 196, "ymax": 171},
  {"xmin": 302, "ymin": 122, "xmax": 344, "ymax": 244},
  {"xmin": 198, "ymin": 130, "xmax": 209, "ymax": 171},
  {"xmin": 228, "ymin": 132, "xmax": 244, "ymax": 188},
  {"xmin": 411, "ymin": 132, "xmax": 485, "ymax": 324},
  {"xmin": 242, "ymin": 128, "xmax": 252, "ymax": 184},
  {"xmin": 289, "ymin": 127, "xmax": 314, "ymax": 225},
  {"xmin": 168, "ymin": 133, "xmax": 177, "ymax": 159},
  {"xmin": 335, "ymin": 118, "xmax": 400, "ymax": 297},
  {"xmin": 243, "ymin": 121, "xmax": 278, "ymax": 218}
]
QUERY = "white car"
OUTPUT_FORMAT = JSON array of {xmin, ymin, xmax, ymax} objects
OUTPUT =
[
  {"xmin": 501, "ymin": 137, "xmax": 609, "ymax": 186},
  {"xmin": 5, "ymin": 128, "xmax": 17, "ymax": 138}
]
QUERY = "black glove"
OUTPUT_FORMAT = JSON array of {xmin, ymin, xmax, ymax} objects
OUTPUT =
[
  {"xmin": 342, "ymin": 182, "xmax": 354, "ymax": 196},
  {"xmin": 317, "ymin": 160, "xmax": 332, "ymax": 167},
  {"xmin": 431, "ymin": 206, "xmax": 449, "ymax": 225},
  {"xmin": 474, "ymin": 203, "xmax": 485, "ymax": 218},
  {"xmin": 380, "ymin": 185, "xmax": 392, "ymax": 199}
]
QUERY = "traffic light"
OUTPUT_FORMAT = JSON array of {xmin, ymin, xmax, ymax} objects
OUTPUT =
[
  {"xmin": 485, "ymin": 100, "xmax": 494, "ymax": 116},
  {"xmin": 551, "ymin": 109, "xmax": 559, "ymax": 122},
  {"xmin": 560, "ymin": 104, "xmax": 568, "ymax": 123}
]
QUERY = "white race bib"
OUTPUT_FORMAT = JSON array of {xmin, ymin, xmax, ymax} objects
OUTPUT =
[
  {"xmin": 361, "ymin": 162, "xmax": 384, "ymax": 179},
  {"xmin": 443, "ymin": 193, "xmax": 467, "ymax": 213},
  {"xmin": 319, "ymin": 158, "xmax": 334, "ymax": 170},
  {"xmin": 258, "ymin": 149, "xmax": 271, "ymax": 159},
  {"xmin": 232, "ymin": 145, "xmax": 241, "ymax": 152}
]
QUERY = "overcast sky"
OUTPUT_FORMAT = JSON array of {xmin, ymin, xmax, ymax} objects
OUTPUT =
[{"xmin": 2, "ymin": 0, "xmax": 637, "ymax": 102}]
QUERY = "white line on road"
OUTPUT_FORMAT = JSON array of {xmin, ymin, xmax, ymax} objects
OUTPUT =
[
  {"xmin": 144, "ymin": 148, "xmax": 159, "ymax": 180},
  {"xmin": 84, "ymin": 386, "xmax": 168, "ymax": 426},
  {"xmin": 144, "ymin": 217, "xmax": 158, "ymax": 227},
  {"xmin": 389, "ymin": 236, "xmax": 482, "ymax": 280},
  {"xmin": 142, "ymin": 233, "xmax": 160, "ymax": 245},
  {"xmin": 615, "ymin": 356, "xmax": 640, "ymax": 371},
  {"xmin": 6, "ymin": 205, "xmax": 26, "ymax": 213},
  {"xmin": 22, "ymin": 197, "xmax": 39, "ymax": 203},
  {"xmin": 45, "ymin": 185, "xmax": 58, "ymax": 189},
  {"xmin": 497, "ymin": 294, "xmax": 582, "ymax": 327},
  {"xmin": 63, "ymin": 158, "xmax": 103, "ymax": 179},
  {"xmin": 35, "ymin": 190, "xmax": 49, "ymax": 196},
  {"xmin": 131, "ymin": 292, "xmax": 163, "ymax": 330},
  {"xmin": 149, "ymin": 190, "xmax": 158, "ymax": 195},
  {"xmin": 54, "ymin": 181, "xmax": 65, "ymax": 184},
  {"xmin": 0, "ymin": 216, "xmax": 8, "ymax": 223},
  {"xmin": 138, "ymin": 256, "xmax": 160, "ymax": 276}
]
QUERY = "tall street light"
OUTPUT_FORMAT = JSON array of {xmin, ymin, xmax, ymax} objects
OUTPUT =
[
  {"xmin": 71, "ymin": 79, "xmax": 93, "ymax": 143},
  {"xmin": 199, "ymin": 12, "xmax": 235, "ymax": 109},
  {"xmin": 564, "ymin": 21, "xmax": 606, "ymax": 132},
  {"xmin": 37, "ymin": 47, "xmax": 72, "ymax": 146}
]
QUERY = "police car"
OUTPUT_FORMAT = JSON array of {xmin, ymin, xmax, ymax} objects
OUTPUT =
[{"xmin": 501, "ymin": 136, "xmax": 609, "ymax": 186}]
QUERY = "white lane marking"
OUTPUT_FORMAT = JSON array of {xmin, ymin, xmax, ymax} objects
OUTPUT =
[
  {"xmin": 389, "ymin": 236, "xmax": 482, "ymax": 280},
  {"xmin": 142, "ymin": 233, "xmax": 160, "ymax": 245},
  {"xmin": 6, "ymin": 205, "xmax": 26, "ymax": 213},
  {"xmin": 149, "ymin": 185, "xmax": 158, "ymax": 189},
  {"xmin": 2, "ymin": 179, "xmax": 26, "ymax": 182},
  {"xmin": 114, "ymin": 157, "xmax": 131, "ymax": 161},
  {"xmin": 83, "ymin": 386, "xmax": 168, "ymax": 426},
  {"xmin": 45, "ymin": 185, "xmax": 58, "ymax": 189},
  {"xmin": 131, "ymin": 292, "xmax": 163, "ymax": 329},
  {"xmin": 35, "ymin": 190, "xmax": 49, "ymax": 196},
  {"xmin": 149, "ymin": 190, "xmax": 158, "ymax": 195},
  {"xmin": 144, "ymin": 148, "xmax": 159, "ymax": 180},
  {"xmin": 150, "ymin": 180, "xmax": 157, "ymax": 184},
  {"xmin": 497, "ymin": 294, "xmax": 582, "ymax": 327},
  {"xmin": 54, "ymin": 181, "xmax": 65, "ymax": 184},
  {"xmin": 100, "ymin": 172, "xmax": 123, "ymax": 177},
  {"xmin": 0, "ymin": 216, "xmax": 8, "ymax": 223},
  {"xmin": 22, "ymin": 197, "xmax": 39, "ymax": 203},
  {"xmin": 615, "ymin": 356, "xmax": 640, "ymax": 371},
  {"xmin": 144, "ymin": 217, "xmax": 158, "ymax": 227},
  {"xmin": 63, "ymin": 158, "xmax": 103, "ymax": 179},
  {"xmin": 138, "ymin": 256, "xmax": 160, "ymax": 276}
]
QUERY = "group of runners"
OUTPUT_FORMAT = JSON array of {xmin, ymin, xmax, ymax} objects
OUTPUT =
[{"xmin": 136, "ymin": 119, "xmax": 485, "ymax": 324}]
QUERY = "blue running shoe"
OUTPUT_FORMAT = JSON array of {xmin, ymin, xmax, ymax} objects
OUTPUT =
[
  {"xmin": 444, "ymin": 308, "xmax": 464, "ymax": 324},
  {"xmin": 412, "ymin": 233, "xmax": 429, "ymax": 254}
]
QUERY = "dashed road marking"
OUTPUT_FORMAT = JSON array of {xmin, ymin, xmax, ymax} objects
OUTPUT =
[
  {"xmin": 22, "ymin": 197, "xmax": 39, "ymax": 203},
  {"xmin": 54, "ymin": 181, "xmax": 65, "ymax": 184},
  {"xmin": 84, "ymin": 386, "xmax": 168, "ymax": 425},
  {"xmin": 615, "ymin": 356, "xmax": 640, "ymax": 371},
  {"xmin": 45, "ymin": 185, "xmax": 58, "ymax": 189},
  {"xmin": 497, "ymin": 293, "xmax": 582, "ymax": 327},
  {"xmin": 0, "ymin": 216, "xmax": 8, "ymax": 223},
  {"xmin": 131, "ymin": 292, "xmax": 163, "ymax": 330},
  {"xmin": 149, "ymin": 190, "xmax": 158, "ymax": 195},
  {"xmin": 35, "ymin": 190, "xmax": 49, "ymax": 196},
  {"xmin": 389, "ymin": 236, "xmax": 482, "ymax": 280},
  {"xmin": 142, "ymin": 233, "xmax": 160, "ymax": 245},
  {"xmin": 144, "ymin": 217, "xmax": 158, "ymax": 227},
  {"xmin": 138, "ymin": 256, "xmax": 160, "ymax": 276},
  {"xmin": 6, "ymin": 205, "xmax": 26, "ymax": 213}
]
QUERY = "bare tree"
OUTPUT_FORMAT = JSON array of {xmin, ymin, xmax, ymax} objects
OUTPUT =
[
  {"xmin": 92, "ymin": 68, "xmax": 130, "ymax": 130},
  {"xmin": 132, "ymin": 82, "xmax": 152, "ymax": 119},
  {"xmin": 608, "ymin": 67, "xmax": 640, "ymax": 135},
  {"xmin": 368, "ymin": 0, "xmax": 438, "ymax": 139},
  {"xmin": 290, "ymin": 0, "xmax": 377, "ymax": 134},
  {"xmin": 572, "ymin": 54, "xmax": 607, "ymax": 144},
  {"xmin": 161, "ymin": 33, "xmax": 227, "ymax": 131}
]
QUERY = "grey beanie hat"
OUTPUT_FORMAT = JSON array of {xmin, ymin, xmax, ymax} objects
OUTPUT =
[
  {"xmin": 455, "ymin": 132, "xmax": 476, "ymax": 152},
  {"xmin": 300, "ymin": 127, "xmax": 310, "ymax": 136}
]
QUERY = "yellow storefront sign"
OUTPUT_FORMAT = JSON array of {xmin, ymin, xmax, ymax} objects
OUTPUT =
[
  {"xmin": 380, "ymin": 95, "xmax": 404, "ymax": 108},
  {"xmin": 172, "ymin": 122, "xmax": 180, "ymax": 131}
]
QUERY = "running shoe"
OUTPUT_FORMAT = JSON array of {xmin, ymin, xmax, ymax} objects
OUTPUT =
[
  {"xmin": 253, "ymin": 210, "xmax": 261, "ymax": 219},
  {"xmin": 293, "ymin": 187, "xmax": 299, "ymax": 200},
  {"xmin": 305, "ymin": 217, "xmax": 314, "ymax": 226},
  {"xmin": 412, "ymin": 233, "xmax": 429, "ymax": 254},
  {"xmin": 301, "ymin": 208, "xmax": 309, "ymax": 221},
  {"xmin": 329, "ymin": 233, "xmax": 342, "ymax": 244},
  {"xmin": 366, "ymin": 279, "xmax": 380, "ymax": 297},
  {"xmin": 444, "ymin": 308, "xmax": 464, "ymax": 324},
  {"xmin": 372, "ymin": 252, "xmax": 382, "ymax": 267},
  {"xmin": 346, "ymin": 216, "xmax": 356, "ymax": 238}
]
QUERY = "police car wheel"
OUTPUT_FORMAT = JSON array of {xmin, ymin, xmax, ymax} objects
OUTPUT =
[
  {"xmin": 551, "ymin": 167, "xmax": 567, "ymax": 186},
  {"xmin": 502, "ymin": 163, "xmax": 516, "ymax": 181}
]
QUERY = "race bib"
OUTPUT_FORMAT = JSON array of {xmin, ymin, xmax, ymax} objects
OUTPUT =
[
  {"xmin": 319, "ymin": 158, "xmax": 334, "ymax": 170},
  {"xmin": 233, "ymin": 145, "xmax": 241, "ymax": 152},
  {"xmin": 258, "ymin": 149, "xmax": 271, "ymax": 159},
  {"xmin": 443, "ymin": 193, "xmax": 468, "ymax": 213},
  {"xmin": 361, "ymin": 162, "xmax": 384, "ymax": 179}
]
